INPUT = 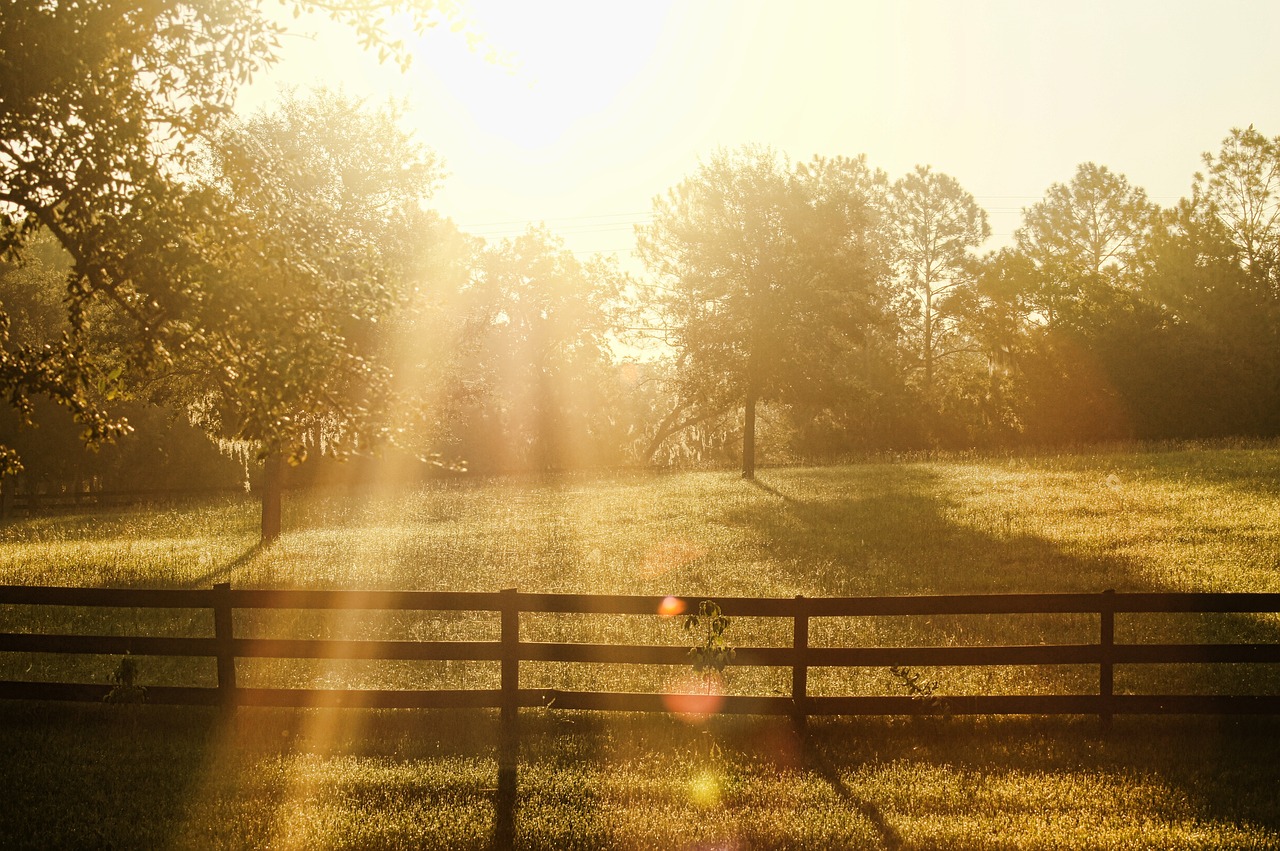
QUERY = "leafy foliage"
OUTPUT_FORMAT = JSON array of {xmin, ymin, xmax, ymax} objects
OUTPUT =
[
  {"xmin": 0, "ymin": 0, "xmax": 463, "ymax": 474},
  {"xmin": 890, "ymin": 165, "xmax": 990, "ymax": 397},
  {"xmin": 636, "ymin": 147, "xmax": 891, "ymax": 475},
  {"xmin": 436, "ymin": 227, "xmax": 627, "ymax": 472},
  {"xmin": 682, "ymin": 600, "xmax": 735, "ymax": 680},
  {"xmin": 178, "ymin": 88, "xmax": 442, "ymax": 464}
]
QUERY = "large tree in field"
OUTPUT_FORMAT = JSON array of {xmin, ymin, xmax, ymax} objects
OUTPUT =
[
  {"xmin": 636, "ymin": 147, "xmax": 889, "ymax": 479},
  {"xmin": 0, "ymin": 0, "xmax": 463, "ymax": 483},
  {"xmin": 890, "ymin": 165, "xmax": 990, "ymax": 396},
  {"xmin": 1005, "ymin": 164, "xmax": 1161, "ymax": 445},
  {"xmin": 181, "ymin": 89, "xmax": 441, "ymax": 541}
]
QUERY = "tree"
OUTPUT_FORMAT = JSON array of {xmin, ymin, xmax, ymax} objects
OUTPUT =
[
  {"xmin": 1015, "ymin": 163, "xmax": 1156, "ymax": 331},
  {"xmin": 890, "ymin": 165, "xmax": 990, "ymax": 397},
  {"xmin": 437, "ymin": 227, "xmax": 625, "ymax": 472},
  {"xmin": 636, "ymin": 147, "xmax": 889, "ymax": 478},
  {"xmin": 0, "ymin": 233, "xmax": 243, "ymax": 504},
  {"xmin": 176, "ymin": 89, "xmax": 441, "ymax": 541},
  {"xmin": 0, "ymin": 0, "xmax": 465, "ymax": 480},
  {"xmin": 1193, "ymin": 125, "xmax": 1280, "ymax": 296},
  {"xmin": 1135, "ymin": 199, "xmax": 1280, "ymax": 437}
]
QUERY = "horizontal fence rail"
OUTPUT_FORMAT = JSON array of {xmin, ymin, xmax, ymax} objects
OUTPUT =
[{"xmin": 1, "ymin": 585, "xmax": 1280, "ymax": 723}]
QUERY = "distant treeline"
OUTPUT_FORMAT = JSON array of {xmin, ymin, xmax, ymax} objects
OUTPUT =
[{"xmin": 3, "ymin": 126, "xmax": 1279, "ymax": 490}]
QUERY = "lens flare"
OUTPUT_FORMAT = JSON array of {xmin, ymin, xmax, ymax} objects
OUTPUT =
[
  {"xmin": 658, "ymin": 595, "xmax": 686, "ymax": 618},
  {"xmin": 640, "ymin": 539, "xmax": 707, "ymax": 578},
  {"xmin": 662, "ymin": 671, "xmax": 725, "ymax": 719}
]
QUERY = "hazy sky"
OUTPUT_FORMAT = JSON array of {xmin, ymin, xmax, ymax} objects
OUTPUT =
[{"xmin": 242, "ymin": 0, "xmax": 1280, "ymax": 259}]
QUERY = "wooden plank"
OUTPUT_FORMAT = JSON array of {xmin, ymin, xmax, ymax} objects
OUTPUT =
[
  {"xmin": 522, "ymin": 689, "xmax": 794, "ymax": 715},
  {"xmin": 5, "ymin": 586, "xmax": 1272, "ymax": 619},
  {"xmin": 0, "ymin": 680, "xmax": 112, "ymax": 702},
  {"xmin": 1113, "ymin": 644, "xmax": 1280, "ymax": 664},
  {"xmin": 0, "ymin": 681, "xmax": 220, "ymax": 705},
  {"xmin": 514, "ymin": 593, "xmax": 786, "ymax": 616},
  {"xmin": 0, "ymin": 632, "xmax": 216, "ymax": 656},
  {"xmin": 213, "ymin": 582, "xmax": 236, "ymax": 700},
  {"xmin": 515, "ymin": 642, "xmax": 1103, "ymax": 667},
  {"xmin": 1100, "ymin": 588, "xmax": 1115, "ymax": 730},
  {"xmin": 515, "ymin": 592, "xmax": 1102, "ymax": 617},
  {"xmin": 497, "ymin": 586, "xmax": 519, "ymax": 838},
  {"xmin": 0, "ymin": 585, "xmax": 210, "ymax": 608},
  {"xmin": 1111, "ymin": 695, "xmax": 1280, "ymax": 714},
  {"xmin": 3, "ymin": 678, "xmax": 1280, "ymax": 718},
  {"xmin": 807, "ymin": 694, "xmax": 1102, "ymax": 716},
  {"xmin": 230, "ymin": 588, "xmax": 502, "ymax": 612},
  {"xmin": 805, "ymin": 644, "xmax": 1101, "ymax": 667},
  {"xmin": 0, "ymin": 635, "xmax": 1105, "ymax": 668},
  {"xmin": 1111, "ymin": 593, "xmax": 1280, "ymax": 613},
  {"xmin": 233, "ymin": 638, "xmax": 502, "ymax": 661},
  {"xmin": 793, "ymin": 595, "xmax": 809, "ymax": 718},
  {"xmin": 805, "ymin": 594, "xmax": 1104, "ymax": 616},
  {"xmin": 234, "ymin": 687, "xmax": 504, "ymax": 709}
]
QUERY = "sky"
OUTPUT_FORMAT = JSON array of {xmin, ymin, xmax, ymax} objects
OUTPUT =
[{"xmin": 241, "ymin": 0, "xmax": 1280, "ymax": 261}]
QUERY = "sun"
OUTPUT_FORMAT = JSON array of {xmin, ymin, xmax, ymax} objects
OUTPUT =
[{"xmin": 406, "ymin": 0, "xmax": 674, "ymax": 152}]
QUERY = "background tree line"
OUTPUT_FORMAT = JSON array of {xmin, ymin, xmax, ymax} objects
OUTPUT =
[
  {"xmin": 7, "ymin": 119, "xmax": 1280, "ymax": 494},
  {"xmin": 2, "ymin": 0, "xmax": 1278, "ymax": 504}
]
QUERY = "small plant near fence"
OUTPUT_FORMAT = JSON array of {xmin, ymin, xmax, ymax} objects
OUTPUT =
[
  {"xmin": 683, "ymin": 600, "xmax": 735, "ymax": 688},
  {"xmin": 103, "ymin": 654, "xmax": 146, "ymax": 705},
  {"xmin": 889, "ymin": 664, "xmax": 950, "ymax": 717}
]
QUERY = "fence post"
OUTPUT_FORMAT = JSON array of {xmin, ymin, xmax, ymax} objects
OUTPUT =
[
  {"xmin": 212, "ymin": 582, "xmax": 237, "ymax": 708},
  {"xmin": 792, "ymin": 594, "xmax": 809, "ymax": 731},
  {"xmin": 1099, "ymin": 588, "xmax": 1115, "ymax": 732},
  {"xmin": 495, "ymin": 587, "xmax": 520, "ymax": 847}
]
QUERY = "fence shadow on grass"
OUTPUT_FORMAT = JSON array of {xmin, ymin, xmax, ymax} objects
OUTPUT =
[
  {"xmin": 796, "ymin": 722, "xmax": 903, "ymax": 851},
  {"xmin": 0, "ymin": 701, "xmax": 224, "ymax": 848},
  {"xmin": 2, "ymin": 701, "xmax": 1279, "ymax": 847}
]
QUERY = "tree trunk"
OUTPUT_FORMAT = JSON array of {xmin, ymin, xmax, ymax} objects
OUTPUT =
[
  {"xmin": 923, "ymin": 290, "xmax": 934, "ymax": 396},
  {"xmin": 741, "ymin": 389, "xmax": 757, "ymax": 480},
  {"xmin": 261, "ymin": 452, "xmax": 284, "ymax": 544}
]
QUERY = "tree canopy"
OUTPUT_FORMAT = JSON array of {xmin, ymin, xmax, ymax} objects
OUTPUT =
[
  {"xmin": 0, "ymin": 0, "xmax": 462, "ymax": 476},
  {"xmin": 637, "ymin": 146, "xmax": 890, "ymax": 477}
]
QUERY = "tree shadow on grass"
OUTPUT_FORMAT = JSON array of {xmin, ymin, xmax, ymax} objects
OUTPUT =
[
  {"xmin": 732, "ymin": 467, "xmax": 1133, "ymax": 596},
  {"xmin": 510, "ymin": 710, "xmax": 1280, "ymax": 847},
  {"xmin": 716, "ymin": 468, "xmax": 1280, "ymax": 839}
]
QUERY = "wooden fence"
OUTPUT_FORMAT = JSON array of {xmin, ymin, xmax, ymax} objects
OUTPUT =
[
  {"xmin": 1, "ymin": 486, "xmax": 244, "ymax": 516},
  {"xmin": 2, "ymin": 584, "xmax": 1280, "ymax": 722}
]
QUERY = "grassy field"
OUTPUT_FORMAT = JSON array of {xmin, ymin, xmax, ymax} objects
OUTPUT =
[{"xmin": 2, "ymin": 445, "xmax": 1280, "ymax": 848}]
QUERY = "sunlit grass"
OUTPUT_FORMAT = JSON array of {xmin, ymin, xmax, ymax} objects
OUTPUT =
[{"xmin": 3, "ymin": 446, "xmax": 1280, "ymax": 847}]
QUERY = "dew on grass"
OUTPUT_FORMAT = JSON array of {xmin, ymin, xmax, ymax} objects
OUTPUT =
[{"xmin": 688, "ymin": 768, "xmax": 722, "ymax": 810}]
